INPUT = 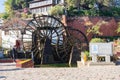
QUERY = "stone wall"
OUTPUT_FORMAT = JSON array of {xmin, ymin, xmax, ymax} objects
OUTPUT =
[{"xmin": 62, "ymin": 15, "xmax": 120, "ymax": 41}]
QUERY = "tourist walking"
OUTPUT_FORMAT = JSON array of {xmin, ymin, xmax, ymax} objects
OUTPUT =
[{"xmin": 10, "ymin": 46, "xmax": 17, "ymax": 62}]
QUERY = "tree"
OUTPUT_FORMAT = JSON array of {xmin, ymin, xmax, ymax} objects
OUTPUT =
[
  {"xmin": 87, "ymin": 20, "xmax": 107, "ymax": 37},
  {"xmin": 116, "ymin": 22, "xmax": 120, "ymax": 33},
  {"xmin": 0, "ymin": 13, "xmax": 9, "ymax": 19},
  {"xmin": 3, "ymin": 17, "xmax": 26, "ymax": 32},
  {"xmin": 5, "ymin": 0, "xmax": 33, "ymax": 10},
  {"xmin": 65, "ymin": 0, "xmax": 76, "ymax": 9},
  {"xmin": 64, "ymin": 0, "xmax": 120, "ymax": 17},
  {"xmin": 50, "ymin": 5, "xmax": 64, "ymax": 16},
  {"xmin": 78, "ymin": 0, "xmax": 113, "ymax": 9},
  {"xmin": 4, "ymin": 0, "xmax": 14, "ymax": 18},
  {"xmin": 2, "ymin": 17, "xmax": 27, "ymax": 51},
  {"xmin": 111, "ymin": 0, "xmax": 120, "ymax": 7},
  {"xmin": 3, "ymin": 0, "xmax": 33, "ymax": 19}
]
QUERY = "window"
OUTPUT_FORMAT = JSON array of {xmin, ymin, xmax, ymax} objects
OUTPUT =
[
  {"xmin": 4, "ymin": 30, "xmax": 9, "ymax": 35},
  {"xmin": 46, "ymin": 6, "xmax": 51, "ymax": 11}
]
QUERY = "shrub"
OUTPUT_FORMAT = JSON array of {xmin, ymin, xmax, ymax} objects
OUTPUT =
[
  {"xmin": 84, "ymin": 51, "xmax": 89, "ymax": 57},
  {"xmin": 90, "ymin": 38, "xmax": 105, "ymax": 43}
]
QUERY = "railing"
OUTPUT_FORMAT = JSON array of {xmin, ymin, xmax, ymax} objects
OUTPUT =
[{"xmin": 30, "ymin": 0, "xmax": 53, "ymax": 8}]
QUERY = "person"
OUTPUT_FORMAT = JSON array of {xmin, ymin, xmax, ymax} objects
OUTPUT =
[{"xmin": 10, "ymin": 46, "xmax": 17, "ymax": 62}]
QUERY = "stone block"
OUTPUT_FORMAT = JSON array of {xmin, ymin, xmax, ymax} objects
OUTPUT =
[
  {"xmin": 16, "ymin": 59, "xmax": 34, "ymax": 68},
  {"xmin": 92, "ymin": 55, "xmax": 97, "ymax": 62},
  {"xmin": 105, "ymin": 55, "xmax": 110, "ymax": 62}
]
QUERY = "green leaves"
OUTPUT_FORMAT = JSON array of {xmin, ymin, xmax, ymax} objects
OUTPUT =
[
  {"xmin": 0, "ymin": 13, "xmax": 9, "ymax": 19},
  {"xmin": 116, "ymin": 22, "xmax": 120, "ymax": 33},
  {"xmin": 65, "ymin": 0, "xmax": 120, "ymax": 17},
  {"xmin": 3, "ymin": 0, "xmax": 32, "ymax": 19},
  {"xmin": 50, "ymin": 5, "xmax": 64, "ymax": 16},
  {"xmin": 65, "ymin": 0, "xmax": 76, "ymax": 10},
  {"xmin": 87, "ymin": 20, "xmax": 107, "ymax": 36},
  {"xmin": 90, "ymin": 38, "xmax": 105, "ymax": 43}
]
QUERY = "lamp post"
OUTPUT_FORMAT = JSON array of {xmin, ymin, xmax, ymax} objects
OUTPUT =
[
  {"xmin": 21, "ymin": 28, "xmax": 26, "ymax": 58},
  {"xmin": 59, "ymin": 0, "xmax": 67, "ymax": 16},
  {"xmin": 63, "ymin": 1, "xmax": 67, "ymax": 16},
  {"xmin": 21, "ymin": 28, "xmax": 25, "ymax": 51}
]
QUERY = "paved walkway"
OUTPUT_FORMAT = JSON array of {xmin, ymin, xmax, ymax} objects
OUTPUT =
[{"xmin": 0, "ymin": 63, "xmax": 120, "ymax": 80}]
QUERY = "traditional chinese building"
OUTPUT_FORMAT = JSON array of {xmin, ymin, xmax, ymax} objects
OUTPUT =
[{"xmin": 29, "ymin": 0, "xmax": 64, "ymax": 15}]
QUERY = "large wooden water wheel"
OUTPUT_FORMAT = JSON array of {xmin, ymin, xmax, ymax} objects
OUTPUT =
[{"xmin": 23, "ymin": 15, "xmax": 88, "ymax": 64}]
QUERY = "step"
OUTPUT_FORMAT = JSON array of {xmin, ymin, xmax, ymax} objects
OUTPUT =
[
  {"xmin": 0, "ymin": 59, "xmax": 14, "ymax": 63},
  {"xmin": 88, "ymin": 62, "xmax": 115, "ymax": 66}
]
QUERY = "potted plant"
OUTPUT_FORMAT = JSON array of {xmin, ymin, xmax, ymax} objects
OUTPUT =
[{"xmin": 84, "ymin": 51, "xmax": 90, "ymax": 61}]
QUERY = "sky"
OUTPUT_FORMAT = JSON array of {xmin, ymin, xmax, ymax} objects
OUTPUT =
[{"xmin": 0, "ymin": 0, "xmax": 6, "ymax": 13}]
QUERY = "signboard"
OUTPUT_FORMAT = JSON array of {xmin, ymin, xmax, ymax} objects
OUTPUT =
[
  {"xmin": 0, "ymin": 51, "xmax": 4, "ymax": 58},
  {"xmin": 89, "ymin": 43, "xmax": 113, "ymax": 56},
  {"xmin": 91, "ymin": 45, "xmax": 98, "ymax": 53}
]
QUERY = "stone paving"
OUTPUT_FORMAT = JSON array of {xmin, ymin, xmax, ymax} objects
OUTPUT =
[{"xmin": 0, "ymin": 63, "xmax": 120, "ymax": 80}]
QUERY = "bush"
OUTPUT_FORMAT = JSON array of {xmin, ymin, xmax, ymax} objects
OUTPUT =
[{"xmin": 90, "ymin": 38, "xmax": 105, "ymax": 43}]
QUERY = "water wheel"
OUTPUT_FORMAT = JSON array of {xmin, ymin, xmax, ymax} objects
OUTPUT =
[{"xmin": 23, "ymin": 15, "xmax": 88, "ymax": 64}]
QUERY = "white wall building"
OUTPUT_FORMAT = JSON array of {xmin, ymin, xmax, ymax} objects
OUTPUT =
[
  {"xmin": 29, "ymin": 0, "xmax": 64, "ymax": 15},
  {"xmin": 1, "ymin": 30, "xmax": 21, "ymax": 49}
]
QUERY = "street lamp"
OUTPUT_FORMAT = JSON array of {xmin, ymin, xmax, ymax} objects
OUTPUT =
[
  {"xmin": 63, "ymin": 1, "xmax": 67, "ymax": 16},
  {"xmin": 21, "ymin": 28, "xmax": 26, "ymax": 51}
]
